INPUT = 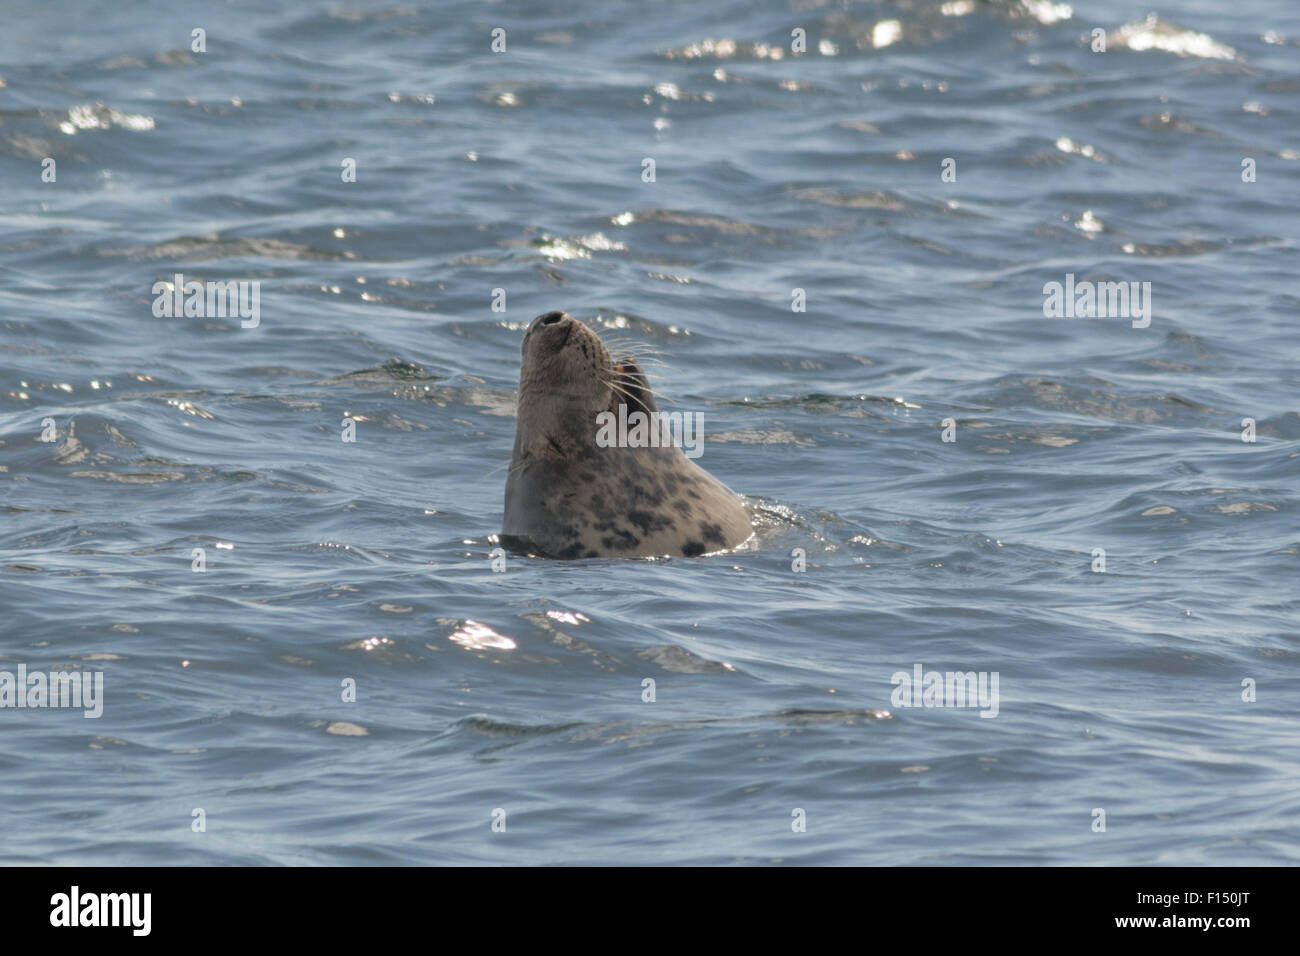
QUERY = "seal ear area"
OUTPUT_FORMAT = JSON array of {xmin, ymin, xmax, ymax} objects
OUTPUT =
[
  {"xmin": 609, "ymin": 357, "xmax": 658, "ymax": 416},
  {"xmin": 525, "ymin": 424, "xmax": 579, "ymax": 462}
]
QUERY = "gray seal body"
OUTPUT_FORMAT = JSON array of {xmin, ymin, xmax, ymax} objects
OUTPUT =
[{"xmin": 502, "ymin": 311, "xmax": 752, "ymax": 558}]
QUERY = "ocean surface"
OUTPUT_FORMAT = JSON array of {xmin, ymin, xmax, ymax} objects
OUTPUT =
[{"xmin": 1, "ymin": 0, "xmax": 1297, "ymax": 865}]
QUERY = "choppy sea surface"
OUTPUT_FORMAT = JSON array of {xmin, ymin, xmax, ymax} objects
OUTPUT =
[{"xmin": 1, "ymin": 0, "xmax": 1298, "ymax": 865}]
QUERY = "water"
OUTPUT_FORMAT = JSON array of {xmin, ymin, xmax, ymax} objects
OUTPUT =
[{"xmin": 1, "ymin": 0, "xmax": 1297, "ymax": 865}]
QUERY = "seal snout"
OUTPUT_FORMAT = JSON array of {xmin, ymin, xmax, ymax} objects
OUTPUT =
[
  {"xmin": 528, "ymin": 310, "xmax": 571, "ymax": 334},
  {"xmin": 526, "ymin": 310, "xmax": 575, "ymax": 350}
]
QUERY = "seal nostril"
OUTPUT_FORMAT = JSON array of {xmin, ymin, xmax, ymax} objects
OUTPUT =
[{"xmin": 538, "ymin": 311, "xmax": 566, "ymax": 326}]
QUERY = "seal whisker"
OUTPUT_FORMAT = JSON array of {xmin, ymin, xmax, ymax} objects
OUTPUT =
[
  {"xmin": 607, "ymin": 350, "xmax": 672, "ymax": 365},
  {"xmin": 599, "ymin": 337, "xmax": 667, "ymax": 354},
  {"xmin": 602, "ymin": 375, "xmax": 675, "ymax": 406},
  {"xmin": 601, "ymin": 341, "xmax": 668, "ymax": 359},
  {"xmin": 600, "ymin": 343, "xmax": 677, "ymax": 372}
]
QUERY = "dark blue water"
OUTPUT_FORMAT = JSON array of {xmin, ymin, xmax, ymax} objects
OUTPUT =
[{"xmin": 2, "ymin": 0, "xmax": 1297, "ymax": 864}]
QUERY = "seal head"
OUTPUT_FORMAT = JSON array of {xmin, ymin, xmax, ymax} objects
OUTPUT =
[{"xmin": 502, "ymin": 311, "xmax": 752, "ymax": 558}]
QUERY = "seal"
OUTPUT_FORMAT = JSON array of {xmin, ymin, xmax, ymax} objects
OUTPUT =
[{"xmin": 502, "ymin": 311, "xmax": 752, "ymax": 558}]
